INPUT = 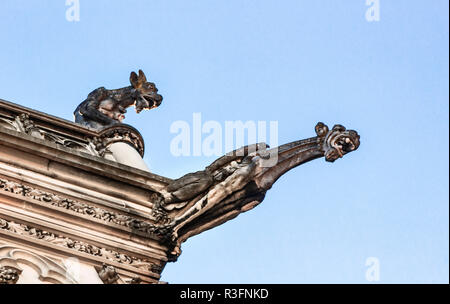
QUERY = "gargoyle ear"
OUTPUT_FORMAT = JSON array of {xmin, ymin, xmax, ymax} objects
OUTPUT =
[
  {"xmin": 130, "ymin": 71, "xmax": 140, "ymax": 88},
  {"xmin": 138, "ymin": 69, "xmax": 147, "ymax": 84}
]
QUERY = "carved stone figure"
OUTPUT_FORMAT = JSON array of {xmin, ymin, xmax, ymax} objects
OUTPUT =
[
  {"xmin": 0, "ymin": 266, "xmax": 20, "ymax": 284},
  {"xmin": 151, "ymin": 123, "xmax": 360, "ymax": 260},
  {"xmin": 97, "ymin": 263, "xmax": 120, "ymax": 284},
  {"xmin": 0, "ymin": 80, "xmax": 362, "ymax": 283},
  {"xmin": 74, "ymin": 70, "xmax": 163, "ymax": 129}
]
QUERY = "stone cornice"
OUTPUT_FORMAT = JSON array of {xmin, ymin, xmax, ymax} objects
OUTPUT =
[
  {"xmin": 0, "ymin": 126, "xmax": 170, "ymax": 191},
  {"xmin": 0, "ymin": 98, "xmax": 171, "ymax": 188},
  {"xmin": 0, "ymin": 176, "xmax": 170, "ymax": 239},
  {"xmin": 0, "ymin": 212, "xmax": 165, "ymax": 281},
  {"xmin": 0, "ymin": 98, "xmax": 98, "ymax": 139}
]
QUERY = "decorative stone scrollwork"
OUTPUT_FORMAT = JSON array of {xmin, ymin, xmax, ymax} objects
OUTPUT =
[
  {"xmin": 0, "ymin": 113, "xmax": 38, "ymax": 135},
  {"xmin": 0, "ymin": 266, "xmax": 20, "ymax": 284},
  {"xmin": 95, "ymin": 125, "xmax": 145, "ymax": 157},
  {"xmin": 150, "ymin": 263, "xmax": 164, "ymax": 274},
  {"xmin": 0, "ymin": 177, "xmax": 170, "ymax": 239},
  {"xmin": 1, "ymin": 112, "xmax": 146, "ymax": 163},
  {"xmin": 0, "ymin": 217, "xmax": 155, "ymax": 272},
  {"xmin": 0, "ymin": 244, "xmax": 77, "ymax": 284},
  {"xmin": 0, "ymin": 116, "xmax": 15, "ymax": 130},
  {"xmin": 0, "ymin": 113, "xmax": 102, "ymax": 156}
]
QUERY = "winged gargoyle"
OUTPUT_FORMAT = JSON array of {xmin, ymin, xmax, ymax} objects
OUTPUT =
[
  {"xmin": 74, "ymin": 70, "xmax": 162, "ymax": 129},
  {"xmin": 148, "ymin": 122, "xmax": 360, "ymax": 260}
]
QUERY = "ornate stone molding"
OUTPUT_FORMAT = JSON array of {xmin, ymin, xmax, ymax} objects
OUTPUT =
[
  {"xmin": 0, "ymin": 177, "xmax": 171, "ymax": 238},
  {"xmin": 0, "ymin": 217, "xmax": 156, "ymax": 272},
  {"xmin": 2, "ymin": 96, "xmax": 362, "ymax": 283},
  {"xmin": 96, "ymin": 125, "xmax": 145, "ymax": 157},
  {"xmin": 0, "ymin": 113, "xmax": 100, "ymax": 156},
  {"xmin": 0, "ymin": 112, "xmax": 145, "ymax": 160},
  {"xmin": 0, "ymin": 266, "xmax": 20, "ymax": 284},
  {"xmin": 0, "ymin": 244, "xmax": 76, "ymax": 284}
]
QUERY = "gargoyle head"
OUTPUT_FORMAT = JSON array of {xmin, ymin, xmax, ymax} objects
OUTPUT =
[
  {"xmin": 97, "ymin": 263, "xmax": 119, "ymax": 284},
  {"xmin": 316, "ymin": 123, "xmax": 360, "ymax": 162},
  {"xmin": 130, "ymin": 70, "xmax": 163, "ymax": 113}
]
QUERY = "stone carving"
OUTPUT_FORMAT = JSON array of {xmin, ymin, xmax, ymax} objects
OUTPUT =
[
  {"xmin": 94, "ymin": 125, "xmax": 145, "ymax": 157},
  {"xmin": 0, "ymin": 177, "xmax": 168, "ymax": 238},
  {"xmin": 0, "ymin": 113, "xmax": 103, "ymax": 156},
  {"xmin": 316, "ymin": 123, "xmax": 360, "ymax": 162},
  {"xmin": 150, "ymin": 263, "xmax": 164, "ymax": 274},
  {"xmin": 0, "ymin": 217, "xmax": 154, "ymax": 272},
  {"xmin": 0, "ymin": 266, "xmax": 20, "ymax": 284},
  {"xmin": 0, "ymin": 244, "xmax": 77, "ymax": 284},
  {"xmin": 16, "ymin": 113, "xmax": 37, "ymax": 134},
  {"xmin": 97, "ymin": 263, "xmax": 120, "ymax": 284},
  {"xmin": 0, "ymin": 113, "xmax": 39, "ymax": 135},
  {"xmin": 74, "ymin": 70, "xmax": 163, "ymax": 130},
  {"xmin": 1, "ymin": 111, "xmax": 149, "ymax": 163},
  {"xmin": 129, "ymin": 276, "xmax": 142, "ymax": 284},
  {"xmin": 151, "ymin": 122, "xmax": 360, "ymax": 260}
]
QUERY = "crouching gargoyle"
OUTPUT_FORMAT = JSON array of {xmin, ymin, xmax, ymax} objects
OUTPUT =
[
  {"xmin": 147, "ymin": 122, "xmax": 360, "ymax": 261},
  {"xmin": 74, "ymin": 70, "xmax": 162, "ymax": 130}
]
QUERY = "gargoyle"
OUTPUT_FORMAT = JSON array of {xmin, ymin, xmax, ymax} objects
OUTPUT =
[
  {"xmin": 152, "ymin": 122, "xmax": 360, "ymax": 260},
  {"xmin": 74, "ymin": 70, "xmax": 162, "ymax": 129},
  {"xmin": 97, "ymin": 263, "xmax": 120, "ymax": 284}
]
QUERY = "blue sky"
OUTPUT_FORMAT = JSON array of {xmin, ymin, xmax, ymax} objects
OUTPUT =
[{"xmin": 0, "ymin": 0, "xmax": 448, "ymax": 283}]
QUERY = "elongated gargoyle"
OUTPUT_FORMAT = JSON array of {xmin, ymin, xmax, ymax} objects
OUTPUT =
[
  {"xmin": 74, "ymin": 70, "xmax": 162, "ymax": 129},
  {"xmin": 147, "ymin": 122, "xmax": 360, "ymax": 260}
]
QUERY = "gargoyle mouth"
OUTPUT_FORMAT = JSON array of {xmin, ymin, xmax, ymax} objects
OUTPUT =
[
  {"xmin": 336, "ymin": 131, "xmax": 360, "ymax": 153},
  {"xmin": 324, "ymin": 127, "xmax": 360, "ymax": 162},
  {"xmin": 135, "ymin": 93, "xmax": 163, "ymax": 113}
]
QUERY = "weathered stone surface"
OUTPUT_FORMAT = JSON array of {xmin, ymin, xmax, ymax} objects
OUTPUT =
[
  {"xmin": 73, "ymin": 70, "xmax": 162, "ymax": 130},
  {"xmin": 0, "ymin": 266, "xmax": 20, "ymax": 284},
  {"xmin": 97, "ymin": 263, "xmax": 120, "ymax": 284},
  {"xmin": 154, "ymin": 122, "xmax": 360, "ymax": 260},
  {"xmin": 0, "ymin": 97, "xmax": 360, "ymax": 283}
]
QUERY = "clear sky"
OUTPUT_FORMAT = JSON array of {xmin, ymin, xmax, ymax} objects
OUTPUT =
[{"xmin": 0, "ymin": 0, "xmax": 448, "ymax": 283}]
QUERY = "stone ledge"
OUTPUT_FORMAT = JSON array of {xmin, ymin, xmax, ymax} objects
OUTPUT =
[{"xmin": 0, "ymin": 126, "xmax": 171, "ymax": 190}]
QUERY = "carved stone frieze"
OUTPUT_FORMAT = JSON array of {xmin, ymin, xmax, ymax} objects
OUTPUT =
[
  {"xmin": 0, "ymin": 177, "xmax": 171, "ymax": 238},
  {"xmin": 0, "ymin": 244, "xmax": 76, "ymax": 284},
  {"xmin": 0, "ymin": 113, "xmax": 101, "ymax": 156},
  {"xmin": 0, "ymin": 112, "xmax": 146, "ymax": 160},
  {"xmin": 0, "ymin": 266, "xmax": 20, "ymax": 284},
  {"xmin": 0, "ymin": 217, "xmax": 156, "ymax": 272},
  {"xmin": 95, "ymin": 125, "xmax": 145, "ymax": 157},
  {"xmin": 129, "ymin": 276, "xmax": 142, "ymax": 284}
]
